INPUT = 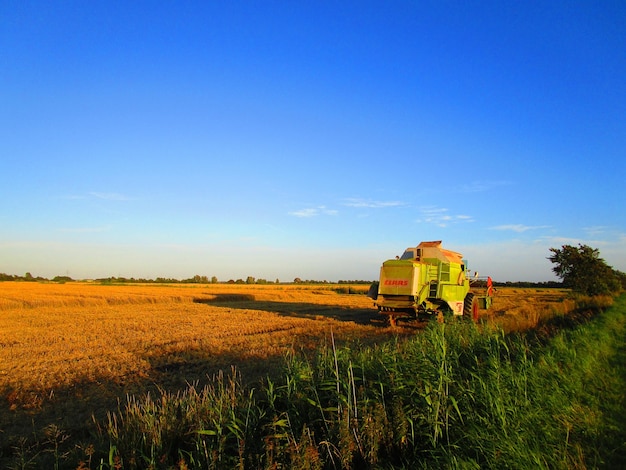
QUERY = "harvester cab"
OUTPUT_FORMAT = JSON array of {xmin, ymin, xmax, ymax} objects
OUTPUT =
[{"xmin": 367, "ymin": 241, "xmax": 493, "ymax": 326}]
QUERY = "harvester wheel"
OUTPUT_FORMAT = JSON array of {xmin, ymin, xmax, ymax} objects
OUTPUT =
[
  {"xmin": 464, "ymin": 293, "xmax": 479, "ymax": 322},
  {"xmin": 367, "ymin": 282, "xmax": 379, "ymax": 300}
]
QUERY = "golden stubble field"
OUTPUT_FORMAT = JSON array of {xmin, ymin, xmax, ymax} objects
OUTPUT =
[{"xmin": 0, "ymin": 281, "xmax": 569, "ymax": 445}]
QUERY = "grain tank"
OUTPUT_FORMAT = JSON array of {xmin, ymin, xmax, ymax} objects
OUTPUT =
[{"xmin": 367, "ymin": 241, "xmax": 492, "ymax": 325}]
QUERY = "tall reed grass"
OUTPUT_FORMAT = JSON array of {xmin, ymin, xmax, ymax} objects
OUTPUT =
[{"xmin": 90, "ymin": 295, "xmax": 626, "ymax": 469}]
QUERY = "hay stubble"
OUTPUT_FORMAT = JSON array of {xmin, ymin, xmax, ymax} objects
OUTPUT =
[{"xmin": 0, "ymin": 282, "xmax": 566, "ymax": 446}]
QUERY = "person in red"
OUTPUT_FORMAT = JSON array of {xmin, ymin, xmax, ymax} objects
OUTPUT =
[{"xmin": 487, "ymin": 276, "xmax": 494, "ymax": 297}]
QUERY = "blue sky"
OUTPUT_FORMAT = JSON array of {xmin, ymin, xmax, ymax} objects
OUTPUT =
[{"xmin": 1, "ymin": 1, "xmax": 625, "ymax": 282}]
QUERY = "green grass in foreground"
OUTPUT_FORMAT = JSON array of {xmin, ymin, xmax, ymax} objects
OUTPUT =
[{"xmin": 11, "ymin": 296, "xmax": 626, "ymax": 469}]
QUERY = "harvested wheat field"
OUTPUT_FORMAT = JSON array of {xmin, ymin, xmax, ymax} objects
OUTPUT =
[
  {"xmin": 0, "ymin": 281, "xmax": 567, "ymax": 456},
  {"xmin": 0, "ymin": 282, "xmax": 407, "ymax": 394}
]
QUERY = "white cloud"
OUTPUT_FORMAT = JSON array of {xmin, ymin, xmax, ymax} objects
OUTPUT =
[
  {"xmin": 89, "ymin": 192, "xmax": 130, "ymax": 201},
  {"xmin": 289, "ymin": 208, "xmax": 317, "ymax": 218},
  {"xmin": 583, "ymin": 226, "xmax": 609, "ymax": 237},
  {"xmin": 490, "ymin": 224, "xmax": 550, "ymax": 233},
  {"xmin": 288, "ymin": 206, "xmax": 338, "ymax": 218},
  {"xmin": 539, "ymin": 235, "xmax": 585, "ymax": 245},
  {"xmin": 416, "ymin": 206, "xmax": 474, "ymax": 227},
  {"xmin": 289, "ymin": 198, "xmax": 403, "ymax": 218},
  {"xmin": 342, "ymin": 198, "xmax": 405, "ymax": 208},
  {"xmin": 460, "ymin": 180, "xmax": 511, "ymax": 193}
]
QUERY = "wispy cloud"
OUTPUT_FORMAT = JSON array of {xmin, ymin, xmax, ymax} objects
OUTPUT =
[
  {"xmin": 490, "ymin": 224, "xmax": 550, "ymax": 233},
  {"xmin": 540, "ymin": 231, "xmax": 626, "ymax": 249},
  {"xmin": 288, "ymin": 206, "xmax": 338, "ymax": 218},
  {"xmin": 342, "ymin": 198, "xmax": 405, "ymax": 209},
  {"xmin": 416, "ymin": 206, "xmax": 474, "ymax": 227},
  {"xmin": 539, "ymin": 235, "xmax": 583, "ymax": 245},
  {"xmin": 583, "ymin": 226, "xmax": 609, "ymax": 237},
  {"xmin": 460, "ymin": 180, "xmax": 511, "ymax": 193},
  {"xmin": 89, "ymin": 192, "xmax": 131, "ymax": 201}
]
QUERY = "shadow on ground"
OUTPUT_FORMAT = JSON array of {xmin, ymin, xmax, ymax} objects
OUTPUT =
[
  {"xmin": 194, "ymin": 294, "xmax": 390, "ymax": 326},
  {"xmin": 0, "ymin": 346, "xmax": 290, "ymax": 468}
]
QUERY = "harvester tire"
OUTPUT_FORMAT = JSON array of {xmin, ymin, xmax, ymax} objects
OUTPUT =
[
  {"xmin": 367, "ymin": 282, "xmax": 379, "ymax": 300},
  {"xmin": 464, "ymin": 293, "xmax": 479, "ymax": 322}
]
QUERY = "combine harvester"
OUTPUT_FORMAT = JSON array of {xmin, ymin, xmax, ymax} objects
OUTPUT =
[{"xmin": 367, "ymin": 241, "xmax": 493, "ymax": 326}]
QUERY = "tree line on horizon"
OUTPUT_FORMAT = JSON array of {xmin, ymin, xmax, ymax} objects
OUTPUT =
[
  {"xmin": 2, "ymin": 243, "xmax": 625, "ymax": 293},
  {"xmin": 0, "ymin": 273, "xmax": 374, "ymax": 285},
  {"xmin": 0, "ymin": 272, "xmax": 576, "ymax": 289}
]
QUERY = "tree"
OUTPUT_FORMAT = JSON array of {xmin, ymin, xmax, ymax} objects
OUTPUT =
[{"xmin": 548, "ymin": 244, "xmax": 621, "ymax": 296}]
